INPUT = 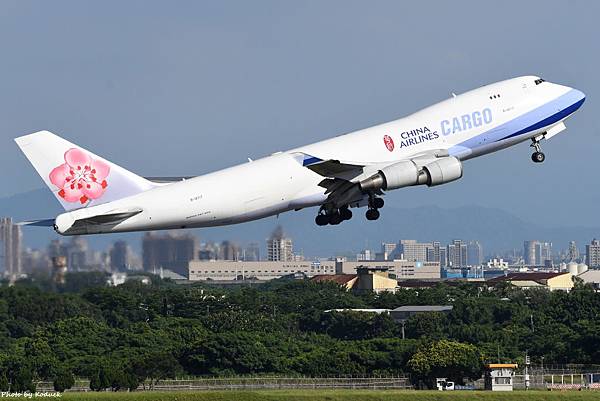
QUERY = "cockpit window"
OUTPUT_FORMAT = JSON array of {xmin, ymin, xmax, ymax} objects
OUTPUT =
[{"xmin": 534, "ymin": 78, "xmax": 545, "ymax": 85}]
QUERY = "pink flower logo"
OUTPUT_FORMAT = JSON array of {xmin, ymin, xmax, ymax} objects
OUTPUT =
[
  {"xmin": 49, "ymin": 148, "xmax": 111, "ymax": 204},
  {"xmin": 383, "ymin": 135, "xmax": 394, "ymax": 152}
]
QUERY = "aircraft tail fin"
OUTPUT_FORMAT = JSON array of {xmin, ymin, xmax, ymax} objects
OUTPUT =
[{"xmin": 15, "ymin": 130, "xmax": 158, "ymax": 211}]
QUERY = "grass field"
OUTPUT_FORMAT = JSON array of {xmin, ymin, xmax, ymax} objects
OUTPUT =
[{"xmin": 57, "ymin": 390, "xmax": 600, "ymax": 401}]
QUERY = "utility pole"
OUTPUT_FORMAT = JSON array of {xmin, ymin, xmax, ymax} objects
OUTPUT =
[
  {"xmin": 497, "ymin": 344, "xmax": 500, "ymax": 363},
  {"xmin": 525, "ymin": 351, "xmax": 531, "ymax": 390}
]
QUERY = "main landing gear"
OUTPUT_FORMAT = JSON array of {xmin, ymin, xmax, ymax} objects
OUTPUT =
[
  {"xmin": 315, "ymin": 205, "xmax": 353, "ymax": 226},
  {"xmin": 366, "ymin": 196, "xmax": 383, "ymax": 221},
  {"xmin": 531, "ymin": 139, "xmax": 545, "ymax": 163},
  {"xmin": 315, "ymin": 196, "xmax": 385, "ymax": 226}
]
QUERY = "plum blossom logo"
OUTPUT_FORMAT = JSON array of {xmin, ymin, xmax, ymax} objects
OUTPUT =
[
  {"xmin": 49, "ymin": 148, "xmax": 110, "ymax": 204},
  {"xmin": 383, "ymin": 135, "xmax": 394, "ymax": 152}
]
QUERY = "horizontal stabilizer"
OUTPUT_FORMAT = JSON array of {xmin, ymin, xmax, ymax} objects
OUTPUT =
[
  {"xmin": 73, "ymin": 208, "xmax": 143, "ymax": 226},
  {"xmin": 144, "ymin": 176, "xmax": 194, "ymax": 183},
  {"xmin": 16, "ymin": 219, "xmax": 56, "ymax": 227},
  {"xmin": 55, "ymin": 207, "xmax": 143, "ymax": 234}
]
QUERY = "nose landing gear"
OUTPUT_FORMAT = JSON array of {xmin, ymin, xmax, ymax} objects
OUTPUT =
[{"xmin": 531, "ymin": 139, "xmax": 545, "ymax": 163}]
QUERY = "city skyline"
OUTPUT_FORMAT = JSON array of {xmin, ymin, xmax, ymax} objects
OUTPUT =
[{"xmin": 5, "ymin": 211, "xmax": 598, "ymax": 279}]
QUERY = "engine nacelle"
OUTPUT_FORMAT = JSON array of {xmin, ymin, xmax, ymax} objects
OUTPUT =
[
  {"xmin": 359, "ymin": 157, "xmax": 463, "ymax": 191},
  {"xmin": 421, "ymin": 156, "xmax": 463, "ymax": 186}
]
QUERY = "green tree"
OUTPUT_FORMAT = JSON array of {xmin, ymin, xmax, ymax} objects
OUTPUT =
[
  {"xmin": 183, "ymin": 332, "xmax": 277, "ymax": 375},
  {"xmin": 53, "ymin": 367, "xmax": 75, "ymax": 392},
  {"xmin": 0, "ymin": 371, "xmax": 9, "ymax": 391},
  {"xmin": 132, "ymin": 351, "xmax": 181, "ymax": 388},
  {"xmin": 89, "ymin": 372, "xmax": 101, "ymax": 391},
  {"xmin": 405, "ymin": 312, "xmax": 447, "ymax": 339},
  {"xmin": 407, "ymin": 339, "xmax": 483, "ymax": 388},
  {"xmin": 11, "ymin": 366, "xmax": 35, "ymax": 393}
]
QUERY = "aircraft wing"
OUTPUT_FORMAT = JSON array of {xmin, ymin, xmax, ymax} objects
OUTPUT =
[
  {"xmin": 304, "ymin": 159, "xmax": 364, "ymax": 177},
  {"xmin": 295, "ymin": 153, "xmax": 370, "ymax": 208},
  {"xmin": 295, "ymin": 149, "xmax": 452, "ymax": 208}
]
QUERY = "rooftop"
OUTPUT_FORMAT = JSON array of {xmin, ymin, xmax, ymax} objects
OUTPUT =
[
  {"xmin": 487, "ymin": 272, "xmax": 568, "ymax": 284},
  {"xmin": 310, "ymin": 274, "xmax": 357, "ymax": 285},
  {"xmin": 486, "ymin": 363, "xmax": 518, "ymax": 369},
  {"xmin": 392, "ymin": 305, "xmax": 453, "ymax": 312}
]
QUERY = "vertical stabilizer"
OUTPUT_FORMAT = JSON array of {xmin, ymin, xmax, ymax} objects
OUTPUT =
[{"xmin": 15, "ymin": 131, "xmax": 157, "ymax": 211}]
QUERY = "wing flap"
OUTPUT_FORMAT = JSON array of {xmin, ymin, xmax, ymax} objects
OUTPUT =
[{"xmin": 307, "ymin": 160, "xmax": 364, "ymax": 177}]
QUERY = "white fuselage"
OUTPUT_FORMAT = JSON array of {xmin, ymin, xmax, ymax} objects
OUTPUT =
[{"xmin": 54, "ymin": 76, "xmax": 585, "ymax": 235}]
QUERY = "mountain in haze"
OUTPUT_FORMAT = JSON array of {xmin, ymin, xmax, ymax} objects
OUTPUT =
[{"xmin": 2, "ymin": 189, "xmax": 599, "ymax": 257}]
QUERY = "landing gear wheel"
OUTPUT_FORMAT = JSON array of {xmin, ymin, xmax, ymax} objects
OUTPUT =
[
  {"xmin": 340, "ymin": 207, "xmax": 353, "ymax": 221},
  {"xmin": 372, "ymin": 197, "xmax": 384, "ymax": 209},
  {"xmin": 315, "ymin": 214, "xmax": 329, "ymax": 226},
  {"xmin": 329, "ymin": 212, "xmax": 343, "ymax": 225},
  {"xmin": 531, "ymin": 152, "xmax": 545, "ymax": 163},
  {"xmin": 365, "ymin": 209, "xmax": 380, "ymax": 221}
]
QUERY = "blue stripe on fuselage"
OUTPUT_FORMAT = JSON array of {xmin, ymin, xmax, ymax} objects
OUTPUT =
[
  {"xmin": 498, "ymin": 96, "xmax": 585, "ymax": 141},
  {"xmin": 452, "ymin": 89, "xmax": 585, "ymax": 152},
  {"xmin": 302, "ymin": 156, "xmax": 323, "ymax": 166}
]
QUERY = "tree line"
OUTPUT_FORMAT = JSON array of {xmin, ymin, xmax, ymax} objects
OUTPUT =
[{"xmin": 0, "ymin": 271, "xmax": 598, "ymax": 390}]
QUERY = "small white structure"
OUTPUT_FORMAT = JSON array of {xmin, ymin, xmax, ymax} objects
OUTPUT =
[
  {"xmin": 436, "ymin": 378, "xmax": 455, "ymax": 391},
  {"xmin": 484, "ymin": 363, "xmax": 517, "ymax": 391},
  {"xmin": 486, "ymin": 258, "xmax": 509, "ymax": 269}
]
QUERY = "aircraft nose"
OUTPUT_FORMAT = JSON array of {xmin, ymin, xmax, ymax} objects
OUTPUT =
[{"xmin": 572, "ymin": 88, "xmax": 586, "ymax": 104}]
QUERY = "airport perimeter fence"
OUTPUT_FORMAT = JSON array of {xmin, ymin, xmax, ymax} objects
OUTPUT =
[
  {"xmin": 513, "ymin": 371, "xmax": 600, "ymax": 391},
  {"xmin": 35, "ymin": 376, "xmax": 413, "ymax": 392},
  {"xmin": 34, "ymin": 371, "xmax": 600, "ymax": 392}
]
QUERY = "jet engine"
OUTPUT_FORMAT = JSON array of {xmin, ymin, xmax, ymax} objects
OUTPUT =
[{"xmin": 360, "ymin": 157, "xmax": 463, "ymax": 191}]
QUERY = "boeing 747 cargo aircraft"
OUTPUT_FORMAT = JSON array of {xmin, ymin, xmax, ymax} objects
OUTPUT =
[{"xmin": 15, "ymin": 76, "xmax": 585, "ymax": 235}]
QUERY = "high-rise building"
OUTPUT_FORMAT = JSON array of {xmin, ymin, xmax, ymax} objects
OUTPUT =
[
  {"xmin": 65, "ymin": 236, "xmax": 89, "ymax": 271},
  {"xmin": 47, "ymin": 239, "xmax": 66, "ymax": 259},
  {"xmin": 524, "ymin": 240, "xmax": 537, "ymax": 265},
  {"xmin": 538, "ymin": 242, "xmax": 552, "ymax": 266},
  {"xmin": 447, "ymin": 239, "xmax": 467, "ymax": 268},
  {"xmin": 524, "ymin": 240, "xmax": 552, "ymax": 266},
  {"xmin": 586, "ymin": 239, "xmax": 600, "ymax": 268},
  {"xmin": 380, "ymin": 243, "xmax": 397, "ymax": 261},
  {"xmin": 568, "ymin": 241, "xmax": 580, "ymax": 262},
  {"xmin": 266, "ymin": 226, "xmax": 293, "ymax": 261},
  {"xmin": 142, "ymin": 232, "xmax": 197, "ymax": 276},
  {"xmin": 243, "ymin": 242, "xmax": 260, "ymax": 261},
  {"xmin": 397, "ymin": 240, "xmax": 432, "ymax": 262},
  {"xmin": 357, "ymin": 249, "xmax": 373, "ymax": 261},
  {"xmin": 0, "ymin": 217, "xmax": 22, "ymax": 277},
  {"xmin": 439, "ymin": 247, "xmax": 448, "ymax": 268},
  {"xmin": 428, "ymin": 241, "xmax": 446, "ymax": 265},
  {"xmin": 110, "ymin": 240, "xmax": 131, "ymax": 271},
  {"xmin": 467, "ymin": 241, "xmax": 483, "ymax": 266},
  {"xmin": 219, "ymin": 240, "xmax": 240, "ymax": 261}
]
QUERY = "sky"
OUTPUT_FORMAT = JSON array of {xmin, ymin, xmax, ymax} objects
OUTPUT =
[{"xmin": 1, "ymin": 0, "xmax": 598, "ymax": 231}]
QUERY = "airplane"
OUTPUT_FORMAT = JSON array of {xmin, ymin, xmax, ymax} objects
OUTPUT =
[{"xmin": 15, "ymin": 75, "xmax": 585, "ymax": 235}]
